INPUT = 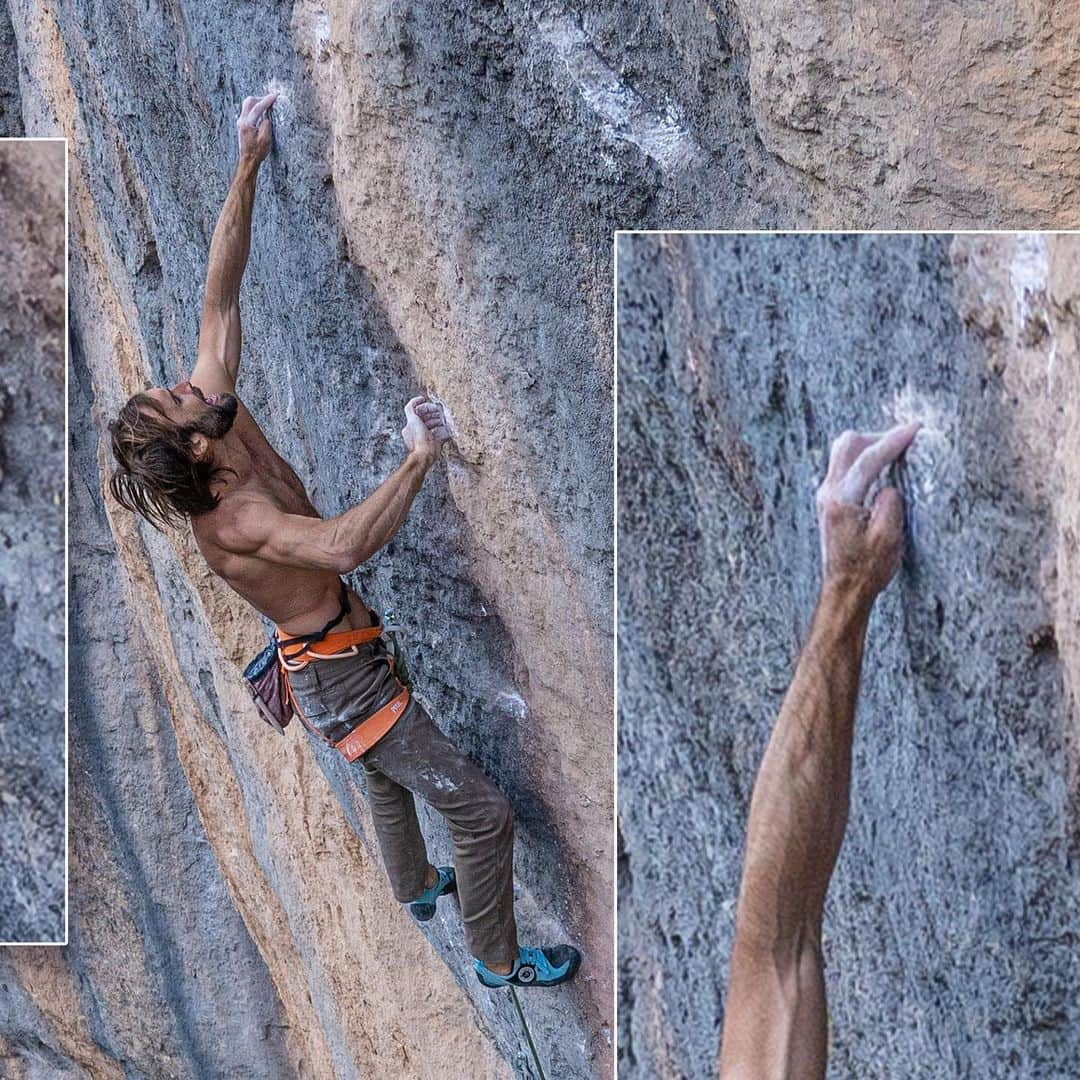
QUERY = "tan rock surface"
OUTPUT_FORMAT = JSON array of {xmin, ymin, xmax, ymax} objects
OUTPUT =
[{"xmin": 735, "ymin": 0, "xmax": 1080, "ymax": 226}]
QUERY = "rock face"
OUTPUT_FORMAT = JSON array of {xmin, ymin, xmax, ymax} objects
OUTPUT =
[
  {"xmin": 2, "ymin": 0, "xmax": 1079, "ymax": 1074},
  {"xmin": 0, "ymin": 139, "xmax": 64, "ymax": 943},
  {"xmin": 733, "ymin": 0, "xmax": 1080, "ymax": 227},
  {"xmin": 0, "ymin": 1, "xmax": 23, "ymax": 137},
  {"xmin": 617, "ymin": 233, "xmax": 1080, "ymax": 1077},
  {"xmin": 5, "ymin": 2, "xmax": 614, "ymax": 1077}
]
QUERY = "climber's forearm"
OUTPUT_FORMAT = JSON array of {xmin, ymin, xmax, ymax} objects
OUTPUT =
[
  {"xmin": 205, "ymin": 158, "xmax": 258, "ymax": 311},
  {"xmin": 719, "ymin": 584, "xmax": 871, "ymax": 1078},
  {"xmin": 733, "ymin": 582, "xmax": 870, "ymax": 950},
  {"xmin": 722, "ymin": 422, "xmax": 916, "ymax": 1078},
  {"xmin": 195, "ymin": 159, "xmax": 259, "ymax": 384},
  {"xmin": 316, "ymin": 451, "xmax": 433, "ymax": 571}
]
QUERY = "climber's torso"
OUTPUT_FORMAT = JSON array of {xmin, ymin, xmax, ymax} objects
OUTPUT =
[{"xmin": 190, "ymin": 396, "xmax": 372, "ymax": 636}]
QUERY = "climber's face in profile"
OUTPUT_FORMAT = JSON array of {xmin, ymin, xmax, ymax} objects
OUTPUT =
[
  {"xmin": 106, "ymin": 381, "xmax": 241, "ymax": 530},
  {"xmin": 139, "ymin": 381, "xmax": 239, "ymax": 440}
]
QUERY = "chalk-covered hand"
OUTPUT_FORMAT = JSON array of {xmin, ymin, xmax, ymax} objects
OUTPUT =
[
  {"xmin": 237, "ymin": 91, "xmax": 278, "ymax": 164},
  {"xmin": 402, "ymin": 396, "xmax": 450, "ymax": 466},
  {"xmin": 815, "ymin": 422, "xmax": 920, "ymax": 603}
]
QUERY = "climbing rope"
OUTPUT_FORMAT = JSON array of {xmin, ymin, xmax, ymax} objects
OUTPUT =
[{"xmin": 509, "ymin": 987, "xmax": 547, "ymax": 1079}]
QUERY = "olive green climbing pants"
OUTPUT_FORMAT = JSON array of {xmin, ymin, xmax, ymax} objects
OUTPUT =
[{"xmin": 285, "ymin": 640, "xmax": 519, "ymax": 967}]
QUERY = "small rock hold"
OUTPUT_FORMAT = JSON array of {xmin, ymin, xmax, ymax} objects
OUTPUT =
[{"xmin": 1026, "ymin": 624, "xmax": 1056, "ymax": 653}]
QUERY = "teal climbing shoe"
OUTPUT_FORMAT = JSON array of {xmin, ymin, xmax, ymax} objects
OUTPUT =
[
  {"xmin": 475, "ymin": 945, "xmax": 581, "ymax": 989},
  {"xmin": 408, "ymin": 866, "xmax": 456, "ymax": 922}
]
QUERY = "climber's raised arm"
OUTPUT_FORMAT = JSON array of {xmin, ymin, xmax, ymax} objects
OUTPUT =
[
  {"xmin": 192, "ymin": 91, "xmax": 277, "ymax": 398},
  {"xmin": 720, "ymin": 422, "xmax": 920, "ymax": 1079}
]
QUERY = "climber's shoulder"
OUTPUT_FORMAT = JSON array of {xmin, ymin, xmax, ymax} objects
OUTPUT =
[{"xmin": 192, "ymin": 490, "xmax": 274, "ymax": 568}]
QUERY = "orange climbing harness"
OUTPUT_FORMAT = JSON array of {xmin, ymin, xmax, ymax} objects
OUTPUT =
[
  {"xmin": 244, "ymin": 581, "xmax": 409, "ymax": 761},
  {"xmin": 275, "ymin": 584, "xmax": 410, "ymax": 762},
  {"xmin": 279, "ymin": 626, "xmax": 411, "ymax": 763}
]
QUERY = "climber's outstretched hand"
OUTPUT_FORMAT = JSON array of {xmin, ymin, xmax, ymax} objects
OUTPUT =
[
  {"xmin": 237, "ymin": 91, "xmax": 278, "ymax": 165},
  {"xmin": 402, "ymin": 396, "xmax": 450, "ymax": 466},
  {"xmin": 815, "ymin": 421, "xmax": 920, "ymax": 605}
]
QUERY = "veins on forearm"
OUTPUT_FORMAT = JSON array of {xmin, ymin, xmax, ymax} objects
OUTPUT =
[
  {"xmin": 737, "ymin": 591, "xmax": 870, "ymax": 937},
  {"xmin": 323, "ymin": 457, "xmax": 427, "ymax": 569},
  {"xmin": 205, "ymin": 163, "xmax": 258, "ymax": 308}
]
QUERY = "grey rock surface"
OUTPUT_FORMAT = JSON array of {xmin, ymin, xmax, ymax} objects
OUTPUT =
[
  {"xmin": 0, "ymin": 1, "xmax": 22, "ymax": 137},
  {"xmin": 0, "ymin": 139, "xmax": 64, "ymax": 943},
  {"xmin": 617, "ymin": 233, "xmax": 1080, "ymax": 1078}
]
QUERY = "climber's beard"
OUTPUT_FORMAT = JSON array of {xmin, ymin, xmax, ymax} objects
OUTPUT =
[{"xmin": 188, "ymin": 388, "xmax": 239, "ymax": 438}]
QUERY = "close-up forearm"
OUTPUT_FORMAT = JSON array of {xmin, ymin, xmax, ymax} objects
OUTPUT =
[
  {"xmin": 320, "ymin": 453, "xmax": 430, "ymax": 571},
  {"xmin": 203, "ymin": 158, "xmax": 258, "ymax": 308},
  {"xmin": 736, "ymin": 583, "xmax": 871, "ymax": 944}
]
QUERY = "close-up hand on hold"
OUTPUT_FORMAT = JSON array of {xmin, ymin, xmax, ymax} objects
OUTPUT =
[
  {"xmin": 815, "ymin": 423, "xmax": 921, "ymax": 603},
  {"xmin": 619, "ymin": 232, "xmax": 1079, "ymax": 1080}
]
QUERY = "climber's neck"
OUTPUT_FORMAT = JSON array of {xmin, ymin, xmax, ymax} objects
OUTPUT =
[{"xmin": 208, "ymin": 427, "xmax": 255, "ymax": 492}]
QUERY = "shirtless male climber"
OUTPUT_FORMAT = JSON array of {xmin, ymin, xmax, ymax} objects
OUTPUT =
[
  {"xmin": 719, "ymin": 422, "xmax": 921, "ymax": 1077},
  {"xmin": 106, "ymin": 91, "xmax": 579, "ymax": 990}
]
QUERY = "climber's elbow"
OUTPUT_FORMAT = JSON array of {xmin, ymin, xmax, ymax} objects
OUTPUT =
[
  {"xmin": 326, "ymin": 551, "xmax": 356, "ymax": 575},
  {"xmin": 329, "ymin": 537, "xmax": 379, "ymax": 574},
  {"xmin": 328, "ymin": 544, "xmax": 373, "ymax": 575}
]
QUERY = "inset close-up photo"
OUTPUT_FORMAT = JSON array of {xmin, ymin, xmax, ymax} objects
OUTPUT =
[
  {"xmin": 0, "ymin": 138, "xmax": 66, "ymax": 945},
  {"xmin": 617, "ymin": 231, "xmax": 1079, "ymax": 1078}
]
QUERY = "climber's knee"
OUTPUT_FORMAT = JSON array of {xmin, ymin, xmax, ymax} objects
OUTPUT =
[{"xmin": 482, "ymin": 789, "xmax": 514, "ymax": 839}]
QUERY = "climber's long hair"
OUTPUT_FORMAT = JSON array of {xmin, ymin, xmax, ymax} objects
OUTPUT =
[{"xmin": 108, "ymin": 393, "xmax": 231, "ymax": 531}]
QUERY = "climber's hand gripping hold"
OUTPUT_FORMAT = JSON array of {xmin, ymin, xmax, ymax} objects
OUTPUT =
[
  {"xmin": 237, "ymin": 90, "xmax": 277, "ymax": 163},
  {"xmin": 815, "ymin": 421, "xmax": 921, "ymax": 606},
  {"xmin": 402, "ymin": 397, "xmax": 450, "ymax": 465}
]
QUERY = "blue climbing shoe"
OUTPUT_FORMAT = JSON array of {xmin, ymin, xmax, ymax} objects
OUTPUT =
[
  {"xmin": 475, "ymin": 944, "xmax": 581, "ymax": 989},
  {"xmin": 408, "ymin": 866, "xmax": 456, "ymax": 922}
]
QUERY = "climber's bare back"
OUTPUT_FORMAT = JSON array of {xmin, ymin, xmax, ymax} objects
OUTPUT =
[{"xmin": 142, "ymin": 386, "xmax": 369, "ymax": 637}]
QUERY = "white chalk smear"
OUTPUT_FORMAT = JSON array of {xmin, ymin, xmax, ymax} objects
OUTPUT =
[
  {"xmin": 496, "ymin": 691, "xmax": 529, "ymax": 720},
  {"xmin": 419, "ymin": 767, "xmax": 459, "ymax": 794},
  {"xmin": 293, "ymin": 7, "xmax": 331, "ymax": 63},
  {"xmin": 1008, "ymin": 233, "xmax": 1048, "ymax": 328},
  {"xmin": 283, "ymin": 357, "xmax": 297, "ymax": 422},
  {"xmin": 428, "ymin": 395, "xmax": 458, "ymax": 441},
  {"xmin": 1007, "ymin": 233, "xmax": 1057, "ymax": 382},
  {"xmin": 536, "ymin": 13, "xmax": 703, "ymax": 172},
  {"xmin": 312, "ymin": 10, "xmax": 331, "ymax": 59},
  {"xmin": 263, "ymin": 78, "xmax": 295, "ymax": 137},
  {"xmin": 887, "ymin": 384, "xmax": 956, "ymax": 500},
  {"xmin": 886, "ymin": 384, "xmax": 961, "ymax": 549}
]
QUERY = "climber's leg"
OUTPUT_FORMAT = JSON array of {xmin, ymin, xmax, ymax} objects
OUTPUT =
[
  {"xmin": 360, "ymin": 759, "xmax": 434, "ymax": 904},
  {"xmin": 283, "ymin": 644, "xmax": 441, "ymax": 905},
  {"xmin": 362, "ymin": 699, "xmax": 519, "ymax": 970}
]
